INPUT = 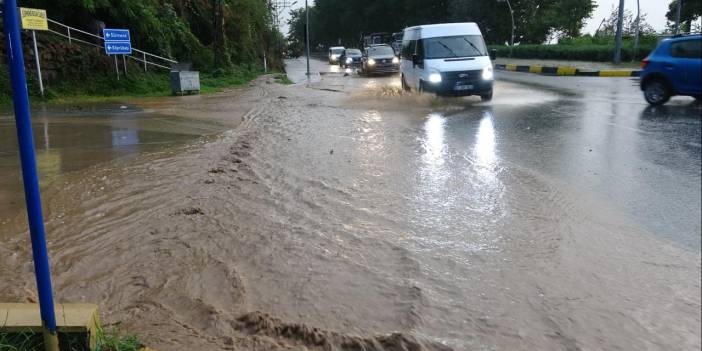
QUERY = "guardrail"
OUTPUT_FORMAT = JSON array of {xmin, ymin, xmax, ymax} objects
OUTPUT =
[{"xmin": 45, "ymin": 18, "xmax": 177, "ymax": 70}]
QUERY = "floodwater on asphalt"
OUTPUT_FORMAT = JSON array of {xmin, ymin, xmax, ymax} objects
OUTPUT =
[
  {"xmin": 0, "ymin": 60, "xmax": 699, "ymax": 351},
  {"xmin": 0, "ymin": 104, "xmax": 226, "ymax": 234}
]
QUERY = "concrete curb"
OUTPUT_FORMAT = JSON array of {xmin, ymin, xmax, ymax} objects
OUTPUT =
[
  {"xmin": 495, "ymin": 64, "xmax": 641, "ymax": 77},
  {"xmin": 0, "ymin": 303, "xmax": 100, "ymax": 348}
]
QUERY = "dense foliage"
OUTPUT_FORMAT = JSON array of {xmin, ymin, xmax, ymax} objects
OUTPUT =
[
  {"xmin": 666, "ymin": 0, "xmax": 702, "ymax": 33},
  {"xmin": 17, "ymin": 0, "xmax": 281, "ymax": 71},
  {"xmin": 491, "ymin": 42, "xmax": 655, "ymax": 62},
  {"xmin": 288, "ymin": 0, "xmax": 597, "ymax": 48},
  {"xmin": 489, "ymin": 31, "xmax": 659, "ymax": 63}
]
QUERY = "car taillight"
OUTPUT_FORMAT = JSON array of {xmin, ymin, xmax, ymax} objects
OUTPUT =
[{"xmin": 641, "ymin": 58, "xmax": 649, "ymax": 69}]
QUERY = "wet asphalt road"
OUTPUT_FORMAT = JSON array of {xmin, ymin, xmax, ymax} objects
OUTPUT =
[
  {"xmin": 290, "ymin": 57, "xmax": 702, "ymax": 251},
  {"xmin": 0, "ymin": 58, "xmax": 699, "ymax": 350}
]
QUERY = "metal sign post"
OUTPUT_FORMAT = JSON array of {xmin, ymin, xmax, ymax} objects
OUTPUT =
[
  {"xmin": 104, "ymin": 28, "xmax": 131, "ymax": 80},
  {"xmin": 31, "ymin": 30, "xmax": 44, "ymax": 97},
  {"xmin": 114, "ymin": 55, "xmax": 120, "ymax": 80},
  {"xmin": 19, "ymin": 7, "xmax": 48, "ymax": 97},
  {"xmin": 3, "ymin": 1, "xmax": 60, "ymax": 350},
  {"xmin": 305, "ymin": 0, "xmax": 310, "ymax": 77}
]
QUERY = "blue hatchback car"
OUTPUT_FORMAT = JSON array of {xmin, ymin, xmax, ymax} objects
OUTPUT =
[{"xmin": 640, "ymin": 34, "xmax": 701, "ymax": 105}]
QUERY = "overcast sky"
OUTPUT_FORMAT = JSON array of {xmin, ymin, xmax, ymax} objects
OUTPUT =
[
  {"xmin": 278, "ymin": 0, "xmax": 676, "ymax": 36},
  {"xmin": 583, "ymin": 0, "xmax": 672, "ymax": 34}
]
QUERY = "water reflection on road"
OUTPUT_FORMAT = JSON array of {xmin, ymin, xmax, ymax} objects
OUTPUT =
[{"xmin": 0, "ymin": 107, "xmax": 225, "ymax": 230}]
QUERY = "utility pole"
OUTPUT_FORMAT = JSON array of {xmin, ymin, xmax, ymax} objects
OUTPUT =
[
  {"xmin": 270, "ymin": 1, "xmax": 298, "ymax": 63},
  {"xmin": 613, "ymin": 0, "xmax": 625, "ymax": 64},
  {"xmin": 675, "ymin": 0, "xmax": 683, "ymax": 34},
  {"xmin": 305, "ymin": 0, "xmax": 310, "ymax": 76},
  {"xmin": 212, "ymin": 0, "xmax": 225, "ymax": 68},
  {"xmin": 633, "ymin": 0, "xmax": 640, "ymax": 61},
  {"xmin": 497, "ymin": 0, "xmax": 515, "ymax": 58}
]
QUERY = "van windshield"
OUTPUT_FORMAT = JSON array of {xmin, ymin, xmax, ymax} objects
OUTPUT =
[
  {"xmin": 331, "ymin": 48, "xmax": 344, "ymax": 55},
  {"xmin": 423, "ymin": 35, "xmax": 487, "ymax": 59}
]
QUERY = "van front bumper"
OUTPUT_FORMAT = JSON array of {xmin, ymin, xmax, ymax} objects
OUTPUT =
[{"xmin": 423, "ymin": 79, "xmax": 493, "ymax": 97}]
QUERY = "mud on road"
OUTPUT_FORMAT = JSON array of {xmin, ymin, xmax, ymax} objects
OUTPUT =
[{"xmin": 0, "ymin": 64, "xmax": 700, "ymax": 351}]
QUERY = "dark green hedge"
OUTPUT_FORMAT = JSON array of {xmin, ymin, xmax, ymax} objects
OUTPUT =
[{"xmin": 489, "ymin": 43, "xmax": 656, "ymax": 62}]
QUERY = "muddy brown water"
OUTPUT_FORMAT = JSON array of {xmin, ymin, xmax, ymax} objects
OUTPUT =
[
  {"xmin": 0, "ymin": 66, "xmax": 700, "ymax": 351},
  {"xmin": 0, "ymin": 105, "xmax": 228, "ymax": 229}
]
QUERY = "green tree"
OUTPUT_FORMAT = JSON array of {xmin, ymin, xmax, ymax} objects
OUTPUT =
[
  {"xmin": 666, "ymin": 0, "xmax": 702, "ymax": 33},
  {"xmin": 19, "ymin": 0, "xmax": 281, "ymax": 71},
  {"xmin": 597, "ymin": 6, "xmax": 656, "ymax": 37},
  {"xmin": 288, "ymin": 0, "xmax": 596, "ymax": 47}
]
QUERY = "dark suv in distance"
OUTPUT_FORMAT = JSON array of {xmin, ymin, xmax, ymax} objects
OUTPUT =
[
  {"xmin": 640, "ymin": 34, "xmax": 701, "ymax": 105},
  {"xmin": 360, "ymin": 44, "xmax": 400, "ymax": 75},
  {"xmin": 339, "ymin": 49, "xmax": 363, "ymax": 69}
]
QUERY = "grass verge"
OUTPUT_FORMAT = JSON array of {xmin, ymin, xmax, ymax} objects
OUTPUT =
[
  {"xmin": 0, "ymin": 65, "xmax": 290, "ymax": 108},
  {"xmin": 0, "ymin": 326, "xmax": 142, "ymax": 351},
  {"xmin": 94, "ymin": 326, "xmax": 142, "ymax": 351},
  {"xmin": 274, "ymin": 73, "xmax": 293, "ymax": 85}
]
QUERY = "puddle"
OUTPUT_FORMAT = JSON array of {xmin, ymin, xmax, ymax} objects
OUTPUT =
[{"xmin": 0, "ymin": 109, "xmax": 225, "ymax": 223}]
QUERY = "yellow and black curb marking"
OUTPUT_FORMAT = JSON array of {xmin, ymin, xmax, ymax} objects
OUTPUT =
[{"xmin": 495, "ymin": 64, "xmax": 641, "ymax": 77}]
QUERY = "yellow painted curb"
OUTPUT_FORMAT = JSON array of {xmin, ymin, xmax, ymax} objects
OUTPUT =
[
  {"xmin": 0, "ymin": 303, "xmax": 100, "ymax": 348},
  {"xmin": 599, "ymin": 70, "xmax": 633, "ymax": 77},
  {"xmin": 528, "ymin": 66, "xmax": 543, "ymax": 74},
  {"xmin": 140, "ymin": 348, "xmax": 159, "ymax": 351},
  {"xmin": 556, "ymin": 67, "xmax": 577, "ymax": 76},
  {"xmin": 506, "ymin": 64, "xmax": 517, "ymax": 71}
]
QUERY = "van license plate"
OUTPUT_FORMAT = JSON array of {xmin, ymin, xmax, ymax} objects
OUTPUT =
[{"xmin": 454, "ymin": 84, "xmax": 473, "ymax": 91}]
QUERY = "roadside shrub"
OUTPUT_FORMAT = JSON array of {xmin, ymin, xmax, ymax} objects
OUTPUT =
[{"xmin": 490, "ymin": 43, "xmax": 656, "ymax": 62}]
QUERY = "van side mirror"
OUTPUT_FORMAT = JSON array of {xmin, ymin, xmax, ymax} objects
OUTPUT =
[
  {"xmin": 489, "ymin": 49, "xmax": 497, "ymax": 61},
  {"xmin": 412, "ymin": 54, "xmax": 421, "ymax": 66}
]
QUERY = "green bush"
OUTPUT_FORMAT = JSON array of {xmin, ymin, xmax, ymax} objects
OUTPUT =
[{"xmin": 489, "ymin": 43, "xmax": 656, "ymax": 62}]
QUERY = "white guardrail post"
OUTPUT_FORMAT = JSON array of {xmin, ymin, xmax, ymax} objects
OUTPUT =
[{"xmin": 43, "ymin": 18, "xmax": 177, "ymax": 71}]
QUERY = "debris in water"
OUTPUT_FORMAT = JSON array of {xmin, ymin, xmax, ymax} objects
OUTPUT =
[
  {"xmin": 234, "ymin": 311, "xmax": 453, "ymax": 351},
  {"xmin": 174, "ymin": 208, "xmax": 204, "ymax": 216}
]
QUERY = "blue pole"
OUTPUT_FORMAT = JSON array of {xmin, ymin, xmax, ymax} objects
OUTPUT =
[{"xmin": 3, "ymin": 0, "xmax": 60, "ymax": 347}]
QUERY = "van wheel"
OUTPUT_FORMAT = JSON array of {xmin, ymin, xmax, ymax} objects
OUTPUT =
[
  {"xmin": 644, "ymin": 79, "xmax": 671, "ymax": 105},
  {"xmin": 480, "ymin": 90, "xmax": 493, "ymax": 101}
]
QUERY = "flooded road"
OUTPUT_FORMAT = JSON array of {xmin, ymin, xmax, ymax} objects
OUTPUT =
[
  {"xmin": 0, "ymin": 60, "xmax": 700, "ymax": 351},
  {"xmin": 0, "ymin": 106, "xmax": 230, "ymax": 239}
]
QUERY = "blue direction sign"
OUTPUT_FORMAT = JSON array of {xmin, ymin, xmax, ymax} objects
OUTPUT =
[
  {"xmin": 104, "ymin": 29, "xmax": 130, "ymax": 42},
  {"xmin": 103, "ymin": 28, "xmax": 132, "ymax": 55},
  {"xmin": 105, "ymin": 42, "xmax": 132, "ymax": 55}
]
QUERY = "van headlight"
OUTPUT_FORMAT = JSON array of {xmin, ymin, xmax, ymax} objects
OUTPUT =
[
  {"xmin": 482, "ymin": 66, "xmax": 494, "ymax": 80},
  {"xmin": 331, "ymin": 54, "xmax": 338, "ymax": 60},
  {"xmin": 368, "ymin": 58, "xmax": 376, "ymax": 66},
  {"xmin": 346, "ymin": 57, "xmax": 353, "ymax": 64},
  {"xmin": 392, "ymin": 56, "xmax": 400, "ymax": 64},
  {"xmin": 428, "ymin": 72, "xmax": 442, "ymax": 84}
]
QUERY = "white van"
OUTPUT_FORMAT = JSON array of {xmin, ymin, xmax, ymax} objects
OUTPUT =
[
  {"xmin": 328, "ymin": 46, "xmax": 346, "ymax": 64},
  {"xmin": 400, "ymin": 23, "xmax": 494, "ymax": 100}
]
